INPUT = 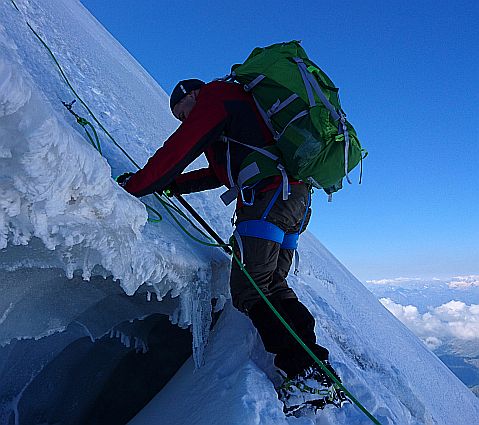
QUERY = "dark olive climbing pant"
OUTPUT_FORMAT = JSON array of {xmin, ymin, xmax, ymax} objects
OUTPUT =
[{"xmin": 229, "ymin": 183, "xmax": 329, "ymax": 377}]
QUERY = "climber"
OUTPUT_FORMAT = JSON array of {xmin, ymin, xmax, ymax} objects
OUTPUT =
[{"xmin": 116, "ymin": 78, "xmax": 344, "ymax": 410}]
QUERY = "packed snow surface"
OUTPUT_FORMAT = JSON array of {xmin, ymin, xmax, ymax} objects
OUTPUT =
[{"xmin": 1, "ymin": 1, "xmax": 478, "ymax": 424}]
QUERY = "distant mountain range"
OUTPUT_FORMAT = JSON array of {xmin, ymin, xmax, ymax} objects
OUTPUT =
[{"xmin": 365, "ymin": 276, "xmax": 479, "ymax": 312}]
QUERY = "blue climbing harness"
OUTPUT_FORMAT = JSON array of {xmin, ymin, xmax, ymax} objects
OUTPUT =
[{"xmin": 233, "ymin": 184, "xmax": 311, "ymax": 273}]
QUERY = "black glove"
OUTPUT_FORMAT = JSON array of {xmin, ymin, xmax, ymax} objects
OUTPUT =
[{"xmin": 115, "ymin": 172, "xmax": 134, "ymax": 188}]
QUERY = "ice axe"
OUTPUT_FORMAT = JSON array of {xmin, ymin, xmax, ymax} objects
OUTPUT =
[{"xmin": 173, "ymin": 194, "xmax": 232, "ymax": 255}]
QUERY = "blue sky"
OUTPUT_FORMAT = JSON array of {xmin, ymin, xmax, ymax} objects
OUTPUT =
[{"xmin": 80, "ymin": 0, "xmax": 478, "ymax": 281}]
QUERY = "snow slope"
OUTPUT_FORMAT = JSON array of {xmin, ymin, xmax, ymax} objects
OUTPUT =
[{"xmin": 1, "ymin": 1, "xmax": 479, "ymax": 424}]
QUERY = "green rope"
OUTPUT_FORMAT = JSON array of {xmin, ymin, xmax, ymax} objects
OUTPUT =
[
  {"xmin": 62, "ymin": 100, "xmax": 102, "ymax": 154},
  {"xmin": 10, "ymin": 2, "xmax": 382, "ymax": 423},
  {"xmin": 144, "ymin": 204, "xmax": 163, "ymax": 224},
  {"xmin": 162, "ymin": 196, "xmax": 214, "ymax": 241},
  {"xmin": 10, "ymin": 0, "xmax": 18, "ymax": 11},
  {"xmin": 160, "ymin": 200, "xmax": 222, "ymax": 247},
  {"xmin": 82, "ymin": 120, "xmax": 101, "ymax": 154}
]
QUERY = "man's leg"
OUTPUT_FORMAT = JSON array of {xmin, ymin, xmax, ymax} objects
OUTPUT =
[
  {"xmin": 230, "ymin": 235, "xmax": 294, "ymax": 313},
  {"xmin": 272, "ymin": 298, "xmax": 329, "ymax": 377},
  {"xmin": 230, "ymin": 184, "xmax": 329, "ymax": 374},
  {"xmin": 248, "ymin": 296, "xmax": 329, "ymax": 377},
  {"xmin": 229, "ymin": 235, "xmax": 301, "ymax": 374},
  {"xmin": 267, "ymin": 246, "xmax": 329, "ymax": 377}
]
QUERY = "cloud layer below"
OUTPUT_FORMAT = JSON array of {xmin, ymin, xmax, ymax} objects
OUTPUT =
[
  {"xmin": 367, "ymin": 275, "xmax": 479, "ymax": 289},
  {"xmin": 381, "ymin": 298, "xmax": 479, "ymax": 350}
]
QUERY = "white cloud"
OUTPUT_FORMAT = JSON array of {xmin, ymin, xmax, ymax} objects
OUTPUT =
[
  {"xmin": 380, "ymin": 298, "xmax": 479, "ymax": 348},
  {"xmin": 424, "ymin": 336, "xmax": 443, "ymax": 350},
  {"xmin": 366, "ymin": 277, "xmax": 426, "ymax": 285}
]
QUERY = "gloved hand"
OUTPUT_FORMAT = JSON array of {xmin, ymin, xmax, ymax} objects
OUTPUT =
[{"xmin": 115, "ymin": 172, "xmax": 134, "ymax": 188}]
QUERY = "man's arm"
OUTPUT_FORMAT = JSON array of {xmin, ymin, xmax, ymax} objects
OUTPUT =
[
  {"xmin": 171, "ymin": 167, "xmax": 222, "ymax": 195},
  {"xmin": 124, "ymin": 89, "xmax": 227, "ymax": 197}
]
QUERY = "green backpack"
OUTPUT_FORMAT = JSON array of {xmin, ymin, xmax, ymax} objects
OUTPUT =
[{"xmin": 220, "ymin": 40, "xmax": 365, "ymax": 204}]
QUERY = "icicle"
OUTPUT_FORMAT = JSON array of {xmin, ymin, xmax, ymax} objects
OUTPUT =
[{"xmin": 190, "ymin": 269, "xmax": 213, "ymax": 368}]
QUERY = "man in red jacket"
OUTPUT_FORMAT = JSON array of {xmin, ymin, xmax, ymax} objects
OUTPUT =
[{"xmin": 119, "ymin": 79, "xmax": 344, "ymax": 410}]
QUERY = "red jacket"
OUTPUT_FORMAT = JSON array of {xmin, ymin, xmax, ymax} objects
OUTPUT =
[{"xmin": 124, "ymin": 81, "xmax": 296, "ymax": 200}]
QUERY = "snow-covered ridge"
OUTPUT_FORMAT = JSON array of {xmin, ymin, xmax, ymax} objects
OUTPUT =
[
  {"xmin": 0, "ymin": 0, "xmax": 229, "ymax": 294},
  {"xmin": 0, "ymin": 1, "xmax": 232, "ymax": 365},
  {"xmin": 0, "ymin": 43, "xmax": 178, "ymax": 294}
]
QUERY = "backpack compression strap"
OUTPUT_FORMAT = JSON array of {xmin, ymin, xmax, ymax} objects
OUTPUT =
[
  {"xmin": 293, "ymin": 58, "xmax": 352, "ymax": 184},
  {"xmin": 220, "ymin": 136, "xmax": 289, "ymax": 206}
]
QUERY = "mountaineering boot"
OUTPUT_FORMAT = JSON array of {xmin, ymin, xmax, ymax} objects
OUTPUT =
[
  {"xmin": 315, "ymin": 360, "xmax": 351, "ymax": 408},
  {"xmin": 322, "ymin": 360, "xmax": 351, "ymax": 408},
  {"xmin": 277, "ymin": 361, "xmax": 350, "ymax": 416},
  {"xmin": 277, "ymin": 364, "xmax": 334, "ymax": 416}
]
